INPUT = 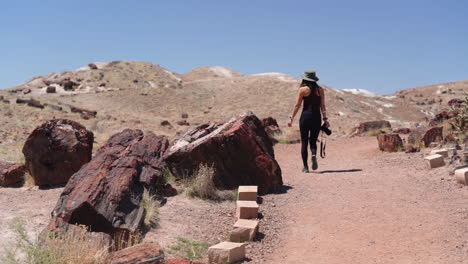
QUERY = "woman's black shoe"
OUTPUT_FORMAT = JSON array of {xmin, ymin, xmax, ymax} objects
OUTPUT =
[{"xmin": 312, "ymin": 155, "xmax": 318, "ymax": 170}]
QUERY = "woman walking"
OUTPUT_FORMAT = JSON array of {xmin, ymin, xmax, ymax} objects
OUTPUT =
[{"xmin": 288, "ymin": 70, "xmax": 329, "ymax": 172}]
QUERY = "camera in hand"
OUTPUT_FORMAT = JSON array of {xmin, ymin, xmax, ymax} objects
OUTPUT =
[{"xmin": 320, "ymin": 124, "xmax": 332, "ymax": 135}]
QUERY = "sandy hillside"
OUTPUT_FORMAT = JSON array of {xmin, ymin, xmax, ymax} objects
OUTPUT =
[{"xmin": 0, "ymin": 61, "xmax": 464, "ymax": 164}]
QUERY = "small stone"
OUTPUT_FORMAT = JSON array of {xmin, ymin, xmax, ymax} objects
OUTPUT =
[
  {"xmin": 238, "ymin": 186, "xmax": 258, "ymax": 201},
  {"xmin": 208, "ymin": 242, "xmax": 245, "ymax": 264},
  {"xmin": 424, "ymin": 154, "xmax": 445, "ymax": 169},
  {"xmin": 236, "ymin": 201, "xmax": 259, "ymax": 219},
  {"xmin": 455, "ymin": 168, "xmax": 468, "ymax": 185}
]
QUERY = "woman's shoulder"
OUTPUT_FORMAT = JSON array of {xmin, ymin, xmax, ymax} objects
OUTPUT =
[{"xmin": 317, "ymin": 85, "xmax": 325, "ymax": 94}]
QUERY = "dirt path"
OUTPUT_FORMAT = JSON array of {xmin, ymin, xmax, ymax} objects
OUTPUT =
[
  {"xmin": 0, "ymin": 137, "xmax": 466, "ymax": 263},
  {"xmin": 266, "ymin": 137, "xmax": 467, "ymax": 264}
]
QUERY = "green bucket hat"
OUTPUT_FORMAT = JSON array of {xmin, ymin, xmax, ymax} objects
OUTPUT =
[{"xmin": 301, "ymin": 69, "xmax": 319, "ymax": 82}]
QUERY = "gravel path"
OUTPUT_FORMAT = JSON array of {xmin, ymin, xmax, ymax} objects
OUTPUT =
[{"xmin": 259, "ymin": 137, "xmax": 467, "ymax": 264}]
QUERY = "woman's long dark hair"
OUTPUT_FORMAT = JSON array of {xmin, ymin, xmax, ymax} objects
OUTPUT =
[{"xmin": 301, "ymin": 79, "xmax": 320, "ymax": 96}]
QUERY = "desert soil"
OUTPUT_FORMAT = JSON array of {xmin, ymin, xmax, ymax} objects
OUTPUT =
[{"xmin": 0, "ymin": 137, "xmax": 466, "ymax": 263}]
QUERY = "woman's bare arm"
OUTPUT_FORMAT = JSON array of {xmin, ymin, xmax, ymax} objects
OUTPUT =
[
  {"xmin": 320, "ymin": 87, "xmax": 327, "ymax": 119},
  {"xmin": 319, "ymin": 87, "xmax": 329, "ymax": 126},
  {"xmin": 288, "ymin": 87, "xmax": 305, "ymax": 126}
]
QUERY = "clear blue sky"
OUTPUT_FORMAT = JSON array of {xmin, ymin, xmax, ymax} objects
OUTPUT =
[{"xmin": 1, "ymin": 0, "xmax": 467, "ymax": 94}]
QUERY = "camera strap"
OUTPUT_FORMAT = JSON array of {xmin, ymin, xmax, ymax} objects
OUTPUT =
[{"xmin": 320, "ymin": 132, "xmax": 326, "ymax": 158}]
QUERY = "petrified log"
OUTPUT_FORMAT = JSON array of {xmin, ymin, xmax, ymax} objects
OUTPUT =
[
  {"xmin": 109, "ymin": 241, "xmax": 164, "ymax": 264},
  {"xmin": 0, "ymin": 161, "xmax": 25, "ymax": 187},
  {"xmin": 48, "ymin": 129, "xmax": 169, "ymax": 238},
  {"xmin": 408, "ymin": 127, "xmax": 443, "ymax": 147},
  {"xmin": 16, "ymin": 98, "xmax": 44, "ymax": 109},
  {"xmin": 164, "ymin": 111, "xmax": 283, "ymax": 194},
  {"xmin": 70, "ymin": 105, "xmax": 97, "ymax": 119},
  {"xmin": 44, "ymin": 103, "xmax": 63, "ymax": 111},
  {"xmin": 357, "ymin": 120, "xmax": 391, "ymax": 135},
  {"xmin": 22, "ymin": 119, "xmax": 93, "ymax": 186},
  {"xmin": 377, "ymin": 133, "xmax": 403, "ymax": 152},
  {"xmin": 27, "ymin": 99, "xmax": 44, "ymax": 109}
]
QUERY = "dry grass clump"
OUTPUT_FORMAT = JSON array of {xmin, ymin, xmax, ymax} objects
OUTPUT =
[
  {"xmin": 1, "ymin": 218, "xmax": 109, "ymax": 264},
  {"xmin": 365, "ymin": 129, "xmax": 389, "ymax": 137},
  {"xmin": 167, "ymin": 237, "xmax": 209, "ymax": 260},
  {"xmin": 141, "ymin": 188, "xmax": 160, "ymax": 227},
  {"xmin": 186, "ymin": 164, "xmax": 236, "ymax": 201},
  {"xmin": 274, "ymin": 128, "xmax": 300, "ymax": 144}
]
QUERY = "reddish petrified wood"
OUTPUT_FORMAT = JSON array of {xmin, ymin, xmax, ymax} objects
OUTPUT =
[
  {"xmin": 408, "ymin": 127, "xmax": 443, "ymax": 147},
  {"xmin": 109, "ymin": 241, "xmax": 164, "ymax": 264},
  {"xmin": 48, "ymin": 129, "xmax": 168, "ymax": 238},
  {"xmin": 0, "ymin": 161, "xmax": 25, "ymax": 187},
  {"xmin": 22, "ymin": 119, "xmax": 93, "ymax": 186},
  {"xmin": 164, "ymin": 111, "xmax": 283, "ymax": 194},
  {"xmin": 377, "ymin": 133, "xmax": 403, "ymax": 152}
]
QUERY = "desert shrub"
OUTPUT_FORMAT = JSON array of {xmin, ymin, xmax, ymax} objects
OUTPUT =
[
  {"xmin": 141, "ymin": 188, "xmax": 160, "ymax": 227},
  {"xmin": 186, "ymin": 164, "xmax": 236, "ymax": 201},
  {"xmin": 451, "ymin": 93, "xmax": 468, "ymax": 132},
  {"xmin": 167, "ymin": 237, "xmax": 209, "ymax": 260},
  {"xmin": 1, "ymin": 218, "xmax": 109, "ymax": 264}
]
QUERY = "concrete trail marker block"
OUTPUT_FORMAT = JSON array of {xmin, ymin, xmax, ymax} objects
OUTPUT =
[
  {"xmin": 237, "ymin": 185, "xmax": 258, "ymax": 201},
  {"xmin": 424, "ymin": 154, "xmax": 445, "ymax": 169},
  {"xmin": 430, "ymin": 149, "xmax": 449, "ymax": 158},
  {"xmin": 236, "ymin": 201, "xmax": 259, "ymax": 219},
  {"xmin": 230, "ymin": 219, "xmax": 259, "ymax": 242},
  {"xmin": 208, "ymin": 242, "xmax": 245, "ymax": 264},
  {"xmin": 455, "ymin": 168, "xmax": 468, "ymax": 185}
]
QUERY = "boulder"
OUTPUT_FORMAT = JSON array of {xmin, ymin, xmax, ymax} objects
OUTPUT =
[
  {"xmin": 48, "ymin": 129, "xmax": 169, "ymax": 238},
  {"xmin": 88, "ymin": 63, "xmax": 98, "ymax": 70},
  {"xmin": 23, "ymin": 89, "xmax": 31, "ymax": 94},
  {"xmin": 377, "ymin": 133, "xmax": 403, "ymax": 152},
  {"xmin": 448, "ymin": 98, "xmax": 464, "ymax": 108},
  {"xmin": 0, "ymin": 161, "xmax": 25, "ymax": 187},
  {"xmin": 357, "ymin": 120, "xmax": 391, "ymax": 135},
  {"xmin": 23, "ymin": 119, "xmax": 93, "ymax": 186},
  {"xmin": 164, "ymin": 111, "xmax": 283, "ymax": 194},
  {"xmin": 46, "ymin": 86, "xmax": 56, "ymax": 93},
  {"xmin": 61, "ymin": 79, "xmax": 78, "ymax": 91},
  {"xmin": 408, "ymin": 127, "xmax": 443, "ymax": 147},
  {"xmin": 109, "ymin": 241, "xmax": 164, "ymax": 264}
]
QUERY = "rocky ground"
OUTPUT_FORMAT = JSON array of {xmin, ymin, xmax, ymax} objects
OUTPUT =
[{"xmin": 1, "ymin": 137, "xmax": 466, "ymax": 263}]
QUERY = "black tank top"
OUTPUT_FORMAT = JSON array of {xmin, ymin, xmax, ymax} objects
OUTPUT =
[{"xmin": 302, "ymin": 87, "xmax": 321, "ymax": 112}]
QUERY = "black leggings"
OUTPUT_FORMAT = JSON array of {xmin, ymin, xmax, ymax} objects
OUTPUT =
[{"xmin": 299, "ymin": 111, "xmax": 321, "ymax": 168}]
